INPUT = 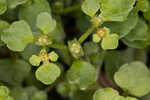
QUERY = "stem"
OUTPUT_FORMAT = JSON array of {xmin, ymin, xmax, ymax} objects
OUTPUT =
[
  {"xmin": 78, "ymin": 25, "xmax": 96, "ymax": 44},
  {"xmin": 49, "ymin": 44, "xmax": 68, "ymax": 50},
  {"xmin": 63, "ymin": 5, "xmax": 81, "ymax": 14}
]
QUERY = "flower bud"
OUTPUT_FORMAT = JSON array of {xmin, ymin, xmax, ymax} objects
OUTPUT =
[{"xmin": 68, "ymin": 39, "xmax": 84, "ymax": 59}]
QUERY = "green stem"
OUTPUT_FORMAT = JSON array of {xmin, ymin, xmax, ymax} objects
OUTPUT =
[
  {"xmin": 63, "ymin": 5, "xmax": 81, "ymax": 14},
  {"xmin": 78, "ymin": 25, "xmax": 96, "ymax": 44},
  {"xmin": 49, "ymin": 44, "xmax": 68, "ymax": 50}
]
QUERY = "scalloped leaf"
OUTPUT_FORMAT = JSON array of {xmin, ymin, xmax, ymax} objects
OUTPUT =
[
  {"xmin": 1, "ymin": 20, "xmax": 34, "ymax": 51},
  {"xmin": 36, "ymin": 12, "xmax": 56, "ymax": 34},
  {"xmin": 99, "ymin": 0, "xmax": 136, "ymax": 21},
  {"xmin": 36, "ymin": 62, "xmax": 61, "ymax": 85},
  {"xmin": 81, "ymin": 0, "xmax": 100, "ymax": 17},
  {"xmin": 7, "ymin": 0, "xmax": 28, "ymax": 9},
  {"xmin": 114, "ymin": 61, "xmax": 150, "ymax": 97},
  {"xmin": 101, "ymin": 34, "xmax": 119, "ymax": 50}
]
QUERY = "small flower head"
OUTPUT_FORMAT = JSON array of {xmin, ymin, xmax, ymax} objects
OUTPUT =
[{"xmin": 68, "ymin": 39, "xmax": 84, "ymax": 59}]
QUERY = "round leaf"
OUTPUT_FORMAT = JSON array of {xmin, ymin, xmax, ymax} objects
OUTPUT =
[
  {"xmin": 0, "ymin": 86, "xmax": 9, "ymax": 97},
  {"xmin": 67, "ymin": 60, "xmax": 96, "ymax": 90},
  {"xmin": 101, "ymin": 34, "xmax": 119, "ymax": 50},
  {"xmin": 29, "ymin": 55, "xmax": 41, "ymax": 66},
  {"xmin": 99, "ymin": 0, "xmax": 136, "ymax": 21},
  {"xmin": 81, "ymin": 0, "xmax": 100, "ymax": 17},
  {"xmin": 114, "ymin": 61, "xmax": 150, "ymax": 97},
  {"xmin": 93, "ymin": 88, "xmax": 124, "ymax": 100},
  {"xmin": 36, "ymin": 12, "xmax": 56, "ymax": 34},
  {"xmin": 36, "ymin": 62, "xmax": 61, "ymax": 85},
  {"xmin": 1, "ymin": 20, "xmax": 34, "ymax": 51}
]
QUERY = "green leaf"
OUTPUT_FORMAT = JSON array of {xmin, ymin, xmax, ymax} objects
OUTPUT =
[
  {"xmin": 0, "ymin": 20, "xmax": 10, "ymax": 46},
  {"xmin": 19, "ymin": 0, "xmax": 51, "ymax": 31},
  {"xmin": 99, "ymin": 0, "xmax": 136, "ymax": 21},
  {"xmin": 67, "ymin": 60, "xmax": 96, "ymax": 90},
  {"xmin": 29, "ymin": 55, "xmax": 41, "ymax": 66},
  {"xmin": 36, "ymin": 12, "xmax": 56, "ymax": 34},
  {"xmin": 24, "ymin": 86, "xmax": 38, "ymax": 98},
  {"xmin": 93, "ymin": 88, "xmax": 124, "ymax": 100},
  {"xmin": 10, "ymin": 87, "xmax": 28, "ymax": 100},
  {"xmin": 114, "ymin": 61, "xmax": 150, "ymax": 97},
  {"xmin": 83, "ymin": 42, "xmax": 100, "ymax": 55},
  {"xmin": 101, "ymin": 34, "xmax": 119, "ymax": 50},
  {"xmin": 136, "ymin": 0, "xmax": 150, "ymax": 12},
  {"xmin": 56, "ymin": 82, "xmax": 71, "ymax": 97},
  {"xmin": 7, "ymin": 0, "xmax": 28, "ymax": 9},
  {"xmin": 0, "ymin": 86, "xmax": 9, "ymax": 97},
  {"xmin": 144, "ymin": 9, "xmax": 150, "ymax": 22},
  {"xmin": 0, "ymin": 59, "xmax": 31, "ymax": 86},
  {"xmin": 0, "ymin": 0, "xmax": 7, "ymax": 15},
  {"xmin": 1, "ymin": 20, "xmax": 34, "ymax": 51},
  {"xmin": 124, "ymin": 19, "xmax": 149, "ymax": 42},
  {"xmin": 48, "ymin": 51, "xmax": 59, "ymax": 62},
  {"xmin": 35, "ymin": 62, "xmax": 61, "ymax": 85},
  {"xmin": 122, "ymin": 38, "xmax": 150, "ymax": 49},
  {"xmin": 81, "ymin": 0, "xmax": 100, "ymax": 17},
  {"xmin": 93, "ymin": 88, "xmax": 138, "ymax": 100},
  {"xmin": 92, "ymin": 34, "xmax": 101, "ymax": 43},
  {"xmin": 104, "ymin": 9, "xmax": 138, "ymax": 38},
  {"xmin": 31, "ymin": 91, "xmax": 47, "ymax": 100}
]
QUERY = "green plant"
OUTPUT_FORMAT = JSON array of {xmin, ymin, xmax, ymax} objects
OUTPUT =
[{"xmin": 0, "ymin": 0, "xmax": 150, "ymax": 100}]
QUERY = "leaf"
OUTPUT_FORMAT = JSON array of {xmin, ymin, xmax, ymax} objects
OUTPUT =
[
  {"xmin": 0, "ymin": 20, "xmax": 10, "ymax": 46},
  {"xmin": 93, "ymin": 88, "xmax": 138, "ymax": 100},
  {"xmin": 122, "ymin": 38, "xmax": 150, "ymax": 48},
  {"xmin": 114, "ymin": 61, "xmax": 150, "ymax": 97},
  {"xmin": 48, "ymin": 51, "xmax": 59, "ymax": 62},
  {"xmin": 0, "ymin": 59, "xmax": 31, "ymax": 86},
  {"xmin": 1, "ymin": 20, "xmax": 34, "ymax": 51},
  {"xmin": 144, "ymin": 9, "xmax": 150, "ymax": 22},
  {"xmin": 101, "ymin": 34, "xmax": 119, "ymax": 50},
  {"xmin": 36, "ymin": 12, "xmax": 56, "ymax": 34},
  {"xmin": 10, "ymin": 87, "xmax": 28, "ymax": 100},
  {"xmin": 124, "ymin": 19, "xmax": 149, "ymax": 42},
  {"xmin": 99, "ymin": 0, "xmax": 136, "ymax": 21},
  {"xmin": 29, "ymin": 55, "xmax": 41, "ymax": 66},
  {"xmin": 7, "ymin": 0, "xmax": 28, "ymax": 9},
  {"xmin": 81, "ymin": 0, "xmax": 100, "ymax": 17},
  {"xmin": 35, "ymin": 62, "xmax": 61, "ymax": 85},
  {"xmin": 83, "ymin": 42, "xmax": 100, "ymax": 55},
  {"xmin": 104, "ymin": 9, "xmax": 138, "ymax": 38},
  {"xmin": 31, "ymin": 91, "xmax": 47, "ymax": 100},
  {"xmin": 56, "ymin": 82, "xmax": 71, "ymax": 97},
  {"xmin": 0, "ymin": 0, "xmax": 7, "ymax": 15},
  {"xmin": 19, "ymin": 0, "xmax": 51, "ymax": 31},
  {"xmin": 67, "ymin": 60, "xmax": 96, "ymax": 90},
  {"xmin": 0, "ymin": 86, "xmax": 9, "ymax": 97},
  {"xmin": 93, "ymin": 88, "xmax": 124, "ymax": 100},
  {"xmin": 136, "ymin": 0, "xmax": 150, "ymax": 12}
]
